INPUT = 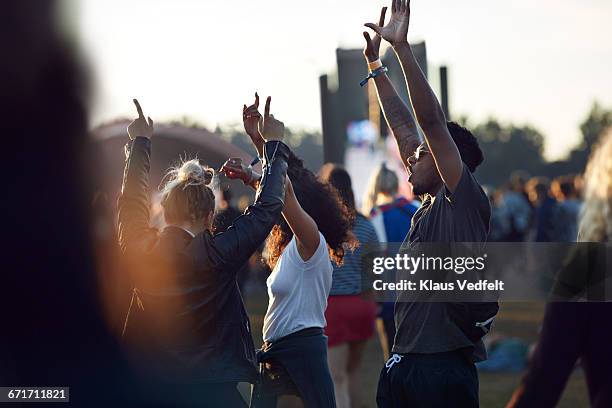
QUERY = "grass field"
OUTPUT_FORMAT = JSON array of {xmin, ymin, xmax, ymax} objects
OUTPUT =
[{"xmin": 245, "ymin": 298, "xmax": 590, "ymax": 408}]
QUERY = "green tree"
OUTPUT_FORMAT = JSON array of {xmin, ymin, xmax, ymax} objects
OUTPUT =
[
  {"xmin": 555, "ymin": 102, "xmax": 612, "ymax": 176},
  {"xmin": 579, "ymin": 101, "xmax": 612, "ymax": 150},
  {"xmin": 472, "ymin": 119, "xmax": 546, "ymax": 186}
]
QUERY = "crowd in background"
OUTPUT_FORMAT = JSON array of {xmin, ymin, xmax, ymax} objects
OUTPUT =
[
  {"xmin": 224, "ymin": 166, "xmax": 586, "ymax": 304},
  {"xmin": 487, "ymin": 173, "xmax": 583, "ymax": 243}
]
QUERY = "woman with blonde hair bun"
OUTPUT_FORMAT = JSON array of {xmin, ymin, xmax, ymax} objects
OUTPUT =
[
  {"xmin": 118, "ymin": 99, "xmax": 291, "ymax": 406},
  {"xmin": 159, "ymin": 159, "xmax": 216, "ymax": 231}
]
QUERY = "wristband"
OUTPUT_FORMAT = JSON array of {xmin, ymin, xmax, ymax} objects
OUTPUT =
[
  {"xmin": 244, "ymin": 166, "xmax": 254, "ymax": 185},
  {"xmin": 360, "ymin": 66, "xmax": 388, "ymax": 87},
  {"xmin": 367, "ymin": 59, "xmax": 383, "ymax": 71},
  {"xmin": 245, "ymin": 156, "xmax": 260, "ymax": 185}
]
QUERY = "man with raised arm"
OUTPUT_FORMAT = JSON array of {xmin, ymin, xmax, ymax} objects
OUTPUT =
[{"xmin": 363, "ymin": 1, "xmax": 495, "ymax": 406}]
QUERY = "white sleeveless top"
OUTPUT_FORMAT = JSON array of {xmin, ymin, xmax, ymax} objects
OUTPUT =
[{"xmin": 262, "ymin": 232, "xmax": 333, "ymax": 342}]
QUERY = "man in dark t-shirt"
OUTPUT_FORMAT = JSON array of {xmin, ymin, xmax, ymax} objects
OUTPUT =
[
  {"xmin": 395, "ymin": 164, "xmax": 491, "ymax": 360},
  {"xmin": 363, "ymin": 1, "xmax": 493, "ymax": 406}
]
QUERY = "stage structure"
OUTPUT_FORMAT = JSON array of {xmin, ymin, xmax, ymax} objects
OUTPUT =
[{"xmin": 319, "ymin": 42, "xmax": 429, "ymax": 165}]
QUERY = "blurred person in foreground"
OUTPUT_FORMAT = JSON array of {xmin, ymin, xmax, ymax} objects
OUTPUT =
[
  {"xmin": 319, "ymin": 163, "xmax": 380, "ymax": 408},
  {"xmin": 363, "ymin": 1, "xmax": 496, "ymax": 406},
  {"xmin": 507, "ymin": 129, "xmax": 612, "ymax": 408},
  {"xmin": 118, "ymin": 98, "xmax": 290, "ymax": 406},
  {"xmin": 362, "ymin": 163, "xmax": 418, "ymax": 360},
  {"xmin": 0, "ymin": 1, "xmax": 148, "ymax": 405},
  {"xmin": 223, "ymin": 95, "xmax": 355, "ymax": 407}
]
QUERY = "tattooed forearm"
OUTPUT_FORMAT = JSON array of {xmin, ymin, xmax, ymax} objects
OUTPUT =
[
  {"xmin": 371, "ymin": 73, "xmax": 421, "ymax": 166},
  {"xmin": 378, "ymin": 94, "xmax": 421, "ymax": 165}
]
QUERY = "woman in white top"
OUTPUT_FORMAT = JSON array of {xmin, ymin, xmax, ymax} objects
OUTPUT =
[{"xmin": 221, "ymin": 94, "xmax": 355, "ymax": 407}]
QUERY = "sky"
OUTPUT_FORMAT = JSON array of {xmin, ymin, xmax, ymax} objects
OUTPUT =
[{"xmin": 69, "ymin": 0, "xmax": 612, "ymax": 160}]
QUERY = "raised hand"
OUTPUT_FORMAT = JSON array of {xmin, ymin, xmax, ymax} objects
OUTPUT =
[
  {"xmin": 220, "ymin": 157, "xmax": 253, "ymax": 184},
  {"xmin": 258, "ymin": 96, "xmax": 284, "ymax": 142},
  {"xmin": 365, "ymin": 0, "xmax": 410, "ymax": 46},
  {"xmin": 363, "ymin": 6, "xmax": 387, "ymax": 62},
  {"xmin": 243, "ymin": 93, "xmax": 265, "ymax": 156},
  {"xmin": 127, "ymin": 99, "xmax": 154, "ymax": 139}
]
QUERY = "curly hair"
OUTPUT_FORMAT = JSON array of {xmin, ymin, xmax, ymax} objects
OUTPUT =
[
  {"xmin": 447, "ymin": 121, "xmax": 484, "ymax": 173},
  {"xmin": 579, "ymin": 128, "xmax": 612, "ymax": 242},
  {"xmin": 265, "ymin": 153, "xmax": 356, "ymax": 269}
]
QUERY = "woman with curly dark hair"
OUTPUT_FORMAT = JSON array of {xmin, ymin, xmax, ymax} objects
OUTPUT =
[
  {"xmin": 263, "ymin": 152, "xmax": 356, "ymax": 272},
  {"xmin": 221, "ymin": 94, "xmax": 355, "ymax": 407}
]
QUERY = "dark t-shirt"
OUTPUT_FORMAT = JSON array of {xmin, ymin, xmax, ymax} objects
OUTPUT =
[{"xmin": 393, "ymin": 164, "xmax": 491, "ymax": 361}]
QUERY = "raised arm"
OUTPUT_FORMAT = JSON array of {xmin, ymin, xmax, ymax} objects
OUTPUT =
[
  {"xmin": 211, "ymin": 96, "xmax": 290, "ymax": 269},
  {"xmin": 221, "ymin": 163, "xmax": 320, "ymax": 261},
  {"xmin": 243, "ymin": 93, "xmax": 265, "ymax": 157},
  {"xmin": 366, "ymin": 0, "xmax": 463, "ymax": 192},
  {"xmin": 117, "ymin": 99, "xmax": 156, "ymax": 254},
  {"xmin": 363, "ymin": 6, "xmax": 421, "ymax": 166},
  {"xmin": 282, "ymin": 177, "xmax": 320, "ymax": 261},
  {"xmin": 224, "ymin": 96, "xmax": 319, "ymax": 260}
]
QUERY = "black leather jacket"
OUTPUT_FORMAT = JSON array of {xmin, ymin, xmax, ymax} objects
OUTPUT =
[{"xmin": 118, "ymin": 137, "xmax": 290, "ymax": 384}]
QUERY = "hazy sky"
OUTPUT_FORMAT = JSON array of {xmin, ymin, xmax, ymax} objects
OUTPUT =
[{"xmin": 73, "ymin": 0, "xmax": 612, "ymax": 160}]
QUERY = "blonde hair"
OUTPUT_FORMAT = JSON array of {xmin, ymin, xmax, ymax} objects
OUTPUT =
[
  {"xmin": 578, "ymin": 128, "xmax": 612, "ymax": 242},
  {"xmin": 362, "ymin": 163, "xmax": 399, "ymax": 215},
  {"xmin": 160, "ymin": 159, "xmax": 215, "ymax": 224}
]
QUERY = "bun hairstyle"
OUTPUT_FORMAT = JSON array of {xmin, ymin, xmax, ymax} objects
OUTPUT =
[{"xmin": 160, "ymin": 159, "xmax": 215, "ymax": 225}]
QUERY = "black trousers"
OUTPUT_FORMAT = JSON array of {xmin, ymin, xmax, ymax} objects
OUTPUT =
[
  {"xmin": 376, "ymin": 350, "xmax": 479, "ymax": 408},
  {"xmin": 250, "ymin": 328, "xmax": 335, "ymax": 407}
]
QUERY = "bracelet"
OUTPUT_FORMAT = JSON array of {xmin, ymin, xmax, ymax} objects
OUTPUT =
[
  {"xmin": 360, "ymin": 66, "xmax": 388, "ymax": 87},
  {"xmin": 244, "ymin": 166, "xmax": 254, "ymax": 185},
  {"xmin": 368, "ymin": 59, "xmax": 383, "ymax": 71}
]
